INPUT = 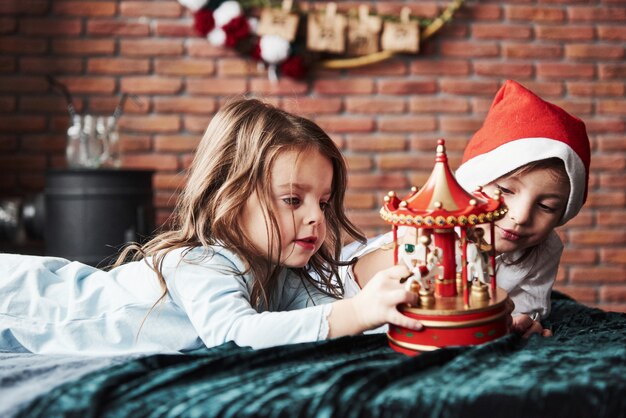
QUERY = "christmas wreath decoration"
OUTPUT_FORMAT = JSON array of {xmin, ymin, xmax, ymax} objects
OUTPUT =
[{"xmin": 178, "ymin": 0, "xmax": 465, "ymax": 81}]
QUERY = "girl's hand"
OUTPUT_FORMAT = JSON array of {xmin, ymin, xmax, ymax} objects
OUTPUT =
[
  {"xmin": 511, "ymin": 314, "xmax": 553, "ymax": 338},
  {"xmin": 351, "ymin": 264, "xmax": 422, "ymax": 332},
  {"xmin": 328, "ymin": 265, "xmax": 422, "ymax": 338}
]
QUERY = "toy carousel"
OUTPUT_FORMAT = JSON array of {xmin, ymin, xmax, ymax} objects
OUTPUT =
[{"xmin": 380, "ymin": 139, "xmax": 511, "ymax": 356}]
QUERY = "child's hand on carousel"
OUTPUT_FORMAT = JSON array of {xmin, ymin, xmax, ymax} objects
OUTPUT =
[
  {"xmin": 351, "ymin": 264, "xmax": 423, "ymax": 332},
  {"xmin": 511, "ymin": 313, "xmax": 553, "ymax": 338}
]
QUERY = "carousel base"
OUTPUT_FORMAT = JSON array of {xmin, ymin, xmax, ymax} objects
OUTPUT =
[{"xmin": 387, "ymin": 285, "xmax": 510, "ymax": 356}]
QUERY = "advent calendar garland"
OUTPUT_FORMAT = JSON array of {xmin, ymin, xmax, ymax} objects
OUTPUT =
[{"xmin": 178, "ymin": 0, "xmax": 464, "ymax": 80}]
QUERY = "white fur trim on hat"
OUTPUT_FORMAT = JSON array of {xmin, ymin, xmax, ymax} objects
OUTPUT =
[{"xmin": 455, "ymin": 137, "xmax": 586, "ymax": 226}]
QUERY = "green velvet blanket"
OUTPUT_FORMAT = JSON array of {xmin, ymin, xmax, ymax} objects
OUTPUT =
[{"xmin": 18, "ymin": 293, "xmax": 626, "ymax": 418}]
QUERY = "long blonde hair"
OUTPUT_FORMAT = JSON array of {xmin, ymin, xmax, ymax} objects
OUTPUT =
[{"xmin": 116, "ymin": 98, "xmax": 365, "ymax": 309}]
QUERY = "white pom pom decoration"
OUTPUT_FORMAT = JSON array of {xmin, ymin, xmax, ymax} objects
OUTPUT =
[
  {"xmin": 213, "ymin": 1, "xmax": 242, "ymax": 27},
  {"xmin": 259, "ymin": 35, "xmax": 291, "ymax": 65},
  {"xmin": 178, "ymin": 0, "xmax": 208, "ymax": 12},
  {"xmin": 247, "ymin": 17, "xmax": 259, "ymax": 35},
  {"xmin": 207, "ymin": 28, "xmax": 226, "ymax": 46}
]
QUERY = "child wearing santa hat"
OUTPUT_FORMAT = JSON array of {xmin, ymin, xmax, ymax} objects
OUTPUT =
[{"xmin": 342, "ymin": 79, "xmax": 591, "ymax": 338}]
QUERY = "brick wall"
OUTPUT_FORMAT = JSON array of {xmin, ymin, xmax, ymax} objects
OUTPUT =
[{"xmin": 1, "ymin": 0, "xmax": 625, "ymax": 312}]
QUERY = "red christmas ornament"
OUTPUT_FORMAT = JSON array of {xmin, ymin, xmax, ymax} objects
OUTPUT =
[
  {"xmin": 193, "ymin": 9, "xmax": 215, "ymax": 36},
  {"xmin": 222, "ymin": 16, "xmax": 250, "ymax": 47},
  {"xmin": 280, "ymin": 55, "xmax": 307, "ymax": 80}
]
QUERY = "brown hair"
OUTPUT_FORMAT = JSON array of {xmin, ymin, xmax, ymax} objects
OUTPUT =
[{"xmin": 116, "ymin": 97, "xmax": 365, "ymax": 309}]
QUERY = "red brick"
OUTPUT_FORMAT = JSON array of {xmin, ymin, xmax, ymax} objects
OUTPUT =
[
  {"xmin": 20, "ymin": 57, "xmax": 83, "ymax": 74},
  {"xmin": 0, "ymin": 135, "xmax": 18, "ymax": 152},
  {"xmin": 187, "ymin": 39, "xmax": 234, "ymax": 58},
  {"xmin": 550, "ymin": 99, "xmax": 593, "ymax": 116},
  {"xmin": 568, "ymin": 6, "xmax": 626, "ymax": 22},
  {"xmin": 503, "ymin": 43, "xmax": 563, "ymax": 59},
  {"xmin": 120, "ymin": 40, "xmax": 183, "ymax": 57},
  {"xmin": 120, "ymin": 77, "xmax": 182, "ymax": 94},
  {"xmin": 378, "ymin": 116, "xmax": 436, "ymax": 133},
  {"xmin": 88, "ymin": 58, "xmax": 150, "ymax": 74},
  {"xmin": 560, "ymin": 248, "xmax": 597, "ymax": 265},
  {"xmin": 217, "ymin": 58, "xmax": 265, "ymax": 77},
  {"xmin": 410, "ymin": 97, "xmax": 470, "ymax": 114},
  {"xmin": 565, "ymin": 44, "xmax": 625, "ymax": 60},
  {"xmin": 345, "ymin": 98, "xmax": 406, "ymax": 114},
  {"xmin": 120, "ymin": 1, "xmax": 182, "ymax": 18},
  {"xmin": 586, "ymin": 118, "xmax": 626, "ymax": 135},
  {"xmin": 598, "ymin": 25, "xmax": 626, "ymax": 41},
  {"xmin": 314, "ymin": 79, "xmax": 374, "ymax": 95},
  {"xmin": 377, "ymin": 80, "xmax": 437, "ymax": 95},
  {"xmin": 506, "ymin": 5, "xmax": 566, "ymax": 22},
  {"xmin": 0, "ymin": 155, "xmax": 46, "ymax": 170},
  {"xmin": 249, "ymin": 78, "xmax": 309, "ymax": 96},
  {"xmin": 0, "ymin": 116, "xmax": 47, "ymax": 133},
  {"xmin": 315, "ymin": 116, "xmax": 375, "ymax": 133},
  {"xmin": 154, "ymin": 135, "xmax": 200, "ymax": 152},
  {"xmin": 537, "ymin": 63, "xmax": 595, "ymax": 79},
  {"xmin": 375, "ymin": 3, "xmax": 439, "ymax": 18},
  {"xmin": 568, "ymin": 81, "xmax": 625, "ymax": 97},
  {"xmin": 0, "ymin": 38, "xmax": 47, "ymax": 54},
  {"xmin": 53, "ymin": 1, "xmax": 116, "ymax": 16},
  {"xmin": 440, "ymin": 80, "xmax": 501, "ymax": 96},
  {"xmin": 187, "ymin": 78, "xmax": 247, "ymax": 95},
  {"xmin": 347, "ymin": 60, "xmax": 409, "ymax": 76},
  {"xmin": 119, "ymin": 115, "xmax": 180, "ymax": 133},
  {"xmin": 411, "ymin": 134, "xmax": 467, "ymax": 153},
  {"xmin": 155, "ymin": 58, "xmax": 215, "ymax": 76},
  {"xmin": 536, "ymin": 26, "xmax": 595, "ymax": 41},
  {"xmin": 154, "ymin": 172, "xmax": 186, "ymax": 191},
  {"xmin": 21, "ymin": 135, "xmax": 66, "ymax": 152},
  {"xmin": 21, "ymin": 18, "xmax": 82, "ymax": 35},
  {"xmin": 281, "ymin": 98, "xmax": 342, "ymax": 115},
  {"xmin": 346, "ymin": 135, "xmax": 407, "ymax": 152},
  {"xmin": 570, "ymin": 266, "xmax": 626, "ymax": 284},
  {"xmin": 89, "ymin": 96, "xmax": 149, "ymax": 115},
  {"xmin": 87, "ymin": 20, "xmax": 150, "ymax": 37},
  {"xmin": 122, "ymin": 153, "xmax": 179, "ymax": 171},
  {"xmin": 183, "ymin": 115, "xmax": 211, "ymax": 133},
  {"xmin": 569, "ymin": 229, "xmax": 626, "ymax": 246},
  {"xmin": 154, "ymin": 97, "xmax": 216, "ymax": 114},
  {"xmin": 457, "ymin": 4, "xmax": 502, "ymax": 20},
  {"xmin": 595, "ymin": 210, "xmax": 626, "ymax": 227},
  {"xmin": 53, "ymin": 76, "xmax": 116, "ymax": 94},
  {"xmin": 599, "ymin": 286, "xmax": 626, "ymax": 303},
  {"xmin": 345, "ymin": 155, "xmax": 373, "ymax": 171},
  {"xmin": 0, "ymin": 16, "xmax": 16, "ymax": 34},
  {"xmin": 120, "ymin": 135, "xmax": 152, "ymax": 152},
  {"xmin": 601, "ymin": 248, "xmax": 626, "ymax": 264},
  {"xmin": 594, "ymin": 304, "xmax": 626, "ymax": 314},
  {"xmin": 379, "ymin": 153, "xmax": 437, "ymax": 171},
  {"xmin": 596, "ymin": 135, "xmax": 626, "ymax": 152},
  {"xmin": 472, "ymin": 23, "xmax": 532, "ymax": 40},
  {"xmin": 20, "ymin": 96, "xmax": 75, "ymax": 113},
  {"xmin": 474, "ymin": 61, "xmax": 534, "ymax": 78},
  {"xmin": 411, "ymin": 60, "xmax": 470, "ymax": 76},
  {"xmin": 344, "ymin": 192, "xmax": 376, "ymax": 210},
  {"xmin": 52, "ymin": 39, "xmax": 115, "ymax": 55},
  {"xmin": 440, "ymin": 116, "xmax": 484, "ymax": 133},
  {"xmin": 0, "ymin": 97, "xmax": 15, "ymax": 112},
  {"xmin": 553, "ymin": 285, "xmax": 598, "ymax": 304},
  {"xmin": 348, "ymin": 173, "xmax": 408, "ymax": 190},
  {"xmin": 154, "ymin": 21, "xmax": 195, "ymax": 37},
  {"xmin": 0, "ymin": 56, "xmax": 14, "ymax": 73},
  {"xmin": 599, "ymin": 63, "xmax": 626, "ymax": 80},
  {"xmin": 0, "ymin": 1, "xmax": 48, "ymax": 15},
  {"xmin": 440, "ymin": 41, "xmax": 499, "ymax": 58},
  {"xmin": 598, "ymin": 99, "xmax": 626, "ymax": 115}
]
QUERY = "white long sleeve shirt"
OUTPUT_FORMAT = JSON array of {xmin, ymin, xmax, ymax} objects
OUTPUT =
[{"xmin": 0, "ymin": 246, "xmax": 335, "ymax": 355}]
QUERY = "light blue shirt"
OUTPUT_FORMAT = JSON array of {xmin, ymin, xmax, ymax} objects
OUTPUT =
[{"xmin": 0, "ymin": 246, "xmax": 336, "ymax": 355}]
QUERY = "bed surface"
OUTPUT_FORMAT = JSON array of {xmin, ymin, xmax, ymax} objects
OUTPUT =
[{"xmin": 3, "ymin": 293, "xmax": 626, "ymax": 418}]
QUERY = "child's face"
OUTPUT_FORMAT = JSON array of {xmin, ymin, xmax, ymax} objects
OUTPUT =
[
  {"xmin": 241, "ymin": 148, "xmax": 332, "ymax": 268},
  {"xmin": 482, "ymin": 166, "xmax": 569, "ymax": 254}
]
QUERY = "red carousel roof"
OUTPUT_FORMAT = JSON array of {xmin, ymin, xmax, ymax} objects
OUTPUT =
[{"xmin": 380, "ymin": 139, "xmax": 507, "ymax": 229}]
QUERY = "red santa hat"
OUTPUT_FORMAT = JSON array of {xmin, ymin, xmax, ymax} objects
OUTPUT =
[{"xmin": 456, "ymin": 80, "xmax": 590, "ymax": 226}]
